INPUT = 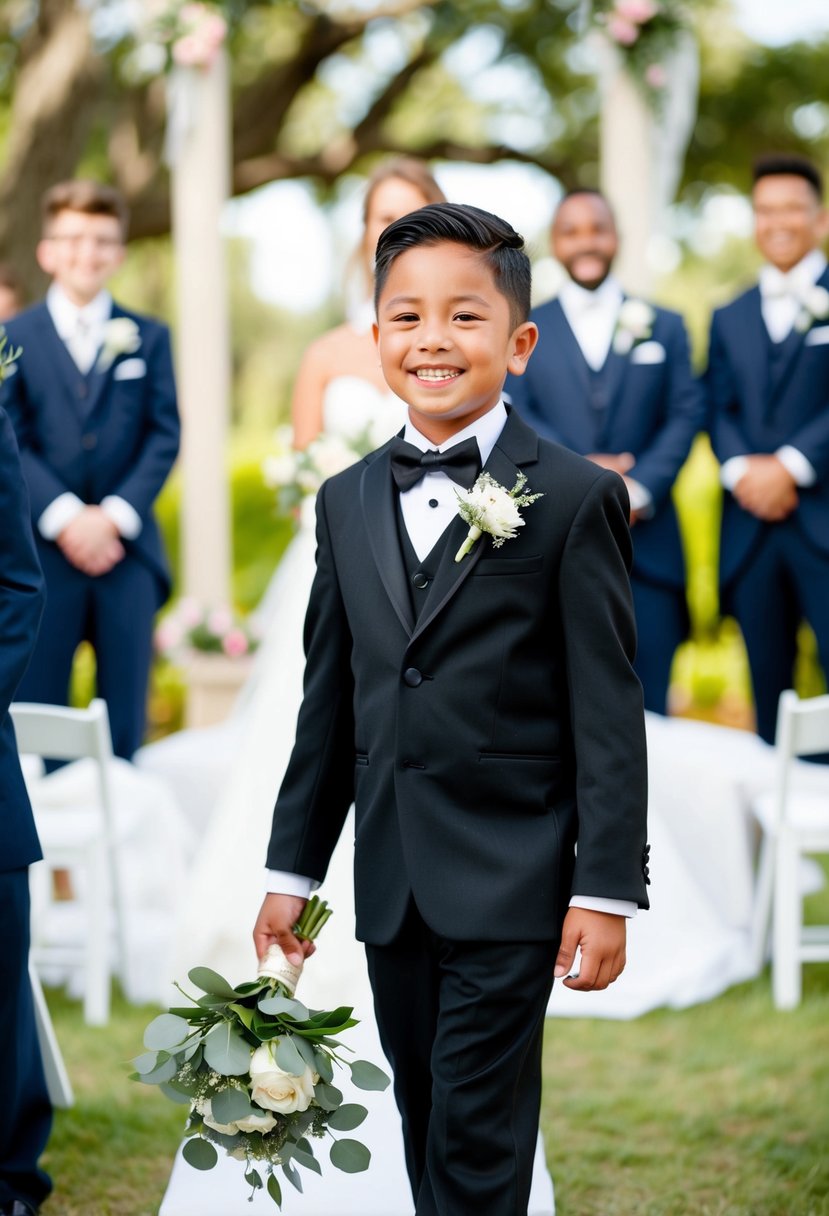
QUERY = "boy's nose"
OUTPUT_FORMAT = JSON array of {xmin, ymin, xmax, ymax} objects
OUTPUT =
[{"xmin": 418, "ymin": 326, "xmax": 452, "ymax": 351}]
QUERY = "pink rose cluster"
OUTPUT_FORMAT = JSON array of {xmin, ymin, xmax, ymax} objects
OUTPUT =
[
  {"xmin": 606, "ymin": 0, "xmax": 660, "ymax": 47},
  {"xmin": 171, "ymin": 2, "xmax": 227, "ymax": 69},
  {"xmin": 155, "ymin": 598, "xmax": 260, "ymax": 660}
]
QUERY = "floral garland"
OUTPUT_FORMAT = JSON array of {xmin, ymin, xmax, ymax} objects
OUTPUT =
[
  {"xmin": 590, "ymin": 1, "xmax": 690, "ymax": 106},
  {"xmin": 125, "ymin": 1, "xmax": 228, "ymax": 80}
]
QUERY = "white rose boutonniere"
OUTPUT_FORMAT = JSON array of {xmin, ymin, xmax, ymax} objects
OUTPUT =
[
  {"xmin": 613, "ymin": 299, "xmax": 656, "ymax": 355},
  {"xmin": 794, "ymin": 284, "xmax": 829, "ymax": 333},
  {"xmin": 97, "ymin": 317, "xmax": 141, "ymax": 372},
  {"xmin": 454, "ymin": 471, "xmax": 543, "ymax": 563}
]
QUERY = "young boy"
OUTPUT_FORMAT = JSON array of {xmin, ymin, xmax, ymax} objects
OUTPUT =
[
  {"xmin": 1, "ymin": 181, "xmax": 179, "ymax": 759},
  {"xmin": 254, "ymin": 204, "xmax": 649, "ymax": 1215}
]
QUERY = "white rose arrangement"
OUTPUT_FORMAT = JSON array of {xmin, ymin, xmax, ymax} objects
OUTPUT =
[
  {"xmin": 613, "ymin": 298, "xmax": 656, "ymax": 355},
  {"xmin": 454, "ymin": 471, "xmax": 543, "ymax": 563},
  {"xmin": 794, "ymin": 283, "xmax": 829, "ymax": 333},
  {"xmin": 97, "ymin": 317, "xmax": 141, "ymax": 372},
  {"xmin": 264, "ymin": 425, "xmax": 379, "ymax": 517},
  {"xmin": 132, "ymin": 897, "xmax": 390, "ymax": 1208}
]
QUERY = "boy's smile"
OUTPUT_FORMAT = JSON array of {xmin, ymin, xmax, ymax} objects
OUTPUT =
[
  {"xmin": 374, "ymin": 242, "xmax": 537, "ymax": 445},
  {"xmin": 37, "ymin": 210, "xmax": 125, "ymax": 307}
]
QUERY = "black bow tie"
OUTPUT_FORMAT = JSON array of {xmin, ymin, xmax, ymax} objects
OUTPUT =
[{"xmin": 389, "ymin": 436, "xmax": 481, "ymax": 493}]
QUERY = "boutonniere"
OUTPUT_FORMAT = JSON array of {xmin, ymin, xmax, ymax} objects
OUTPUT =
[
  {"xmin": 97, "ymin": 317, "xmax": 141, "ymax": 372},
  {"xmin": 794, "ymin": 284, "xmax": 829, "ymax": 333},
  {"xmin": 0, "ymin": 329, "xmax": 21, "ymax": 382},
  {"xmin": 454, "ymin": 472, "xmax": 543, "ymax": 563},
  {"xmin": 613, "ymin": 299, "xmax": 656, "ymax": 355}
]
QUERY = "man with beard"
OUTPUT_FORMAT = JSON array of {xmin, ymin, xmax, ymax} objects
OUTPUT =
[{"xmin": 506, "ymin": 189, "xmax": 705, "ymax": 714}]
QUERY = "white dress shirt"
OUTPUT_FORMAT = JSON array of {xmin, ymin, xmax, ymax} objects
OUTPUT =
[
  {"xmin": 39, "ymin": 285, "xmax": 142, "ymax": 541},
  {"xmin": 720, "ymin": 250, "xmax": 826, "ymax": 492},
  {"xmin": 558, "ymin": 276, "xmax": 652, "ymax": 514},
  {"xmin": 267, "ymin": 402, "xmax": 636, "ymax": 919}
]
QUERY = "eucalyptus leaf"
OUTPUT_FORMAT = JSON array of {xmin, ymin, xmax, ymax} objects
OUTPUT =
[
  {"xmin": 313, "ymin": 1050, "xmax": 334, "ymax": 1083},
  {"xmin": 188, "ymin": 966, "xmax": 240, "ymax": 999},
  {"xmin": 350, "ymin": 1059, "xmax": 391, "ymax": 1091},
  {"xmin": 313, "ymin": 1081, "xmax": 343, "ymax": 1111},
  {"xmin": 182, "ymin": 1137, "xmax": 218, "ymax": 1171},
  {"xmin": 245, "ymin": 1168, "xmax": 263, "ymax": 1191},
  {"xmin": 327, "ymin": 1103, "xmax": 368, "ymax": 1131},
  {"xmin": 275, "ymin": 1035, "xmax": 307, "ymax": 1077},
  {"xmin": 159, "ymin": 1081, "xmax": 193, "ymax": 1106},
  {"xmin": 291, "ymin": 1147, "xmax": 321, "ymax": 1175},
  {"xmin": 203, "ymin": 1022, "xmax": 253, "ymax": 1076},
  {"xmin": 138, "ymin": 1054, "xmax": 178, "ymax": 1085},
  {"xmin": 267, "ymin": 1173, "xmax": 282, "ymax": 1206},
  {"xmin": 229, "ymin": 1002, "xmax": 255, "ymax": 1030},
  {"xmin": 330, "ymin": 1138, "xmax": 371, "ymax": 1173},
  {"xmin": 282, "ymin": 1160, "xmax": 303, "ymax": 1193},
  {"xmin": 144, "ymin": 1013, "xmax": 191, "ymax": 1051},
  {"xmin": 258, "ymin": 995, "xmax": 310, "ymax": 1020},
  {"xmin": 293, "ymin": 1035, "xmax": 318, "ymax": 1071},
  {"xmin": 212, "ymin": 1087, "xmax": 257, "ymax": 1125},
  {"xmin": 132, "ymin": 1050, "xmax": 161, "ymax": 1075}
]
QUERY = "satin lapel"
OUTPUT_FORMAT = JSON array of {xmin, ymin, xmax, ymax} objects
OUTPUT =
[
  {"xmin": 360, "ymin": 450, "xmax": 414, "ymax": 637},
  {"xmin": 735, "ymin": 288, "xmax": 770, "ymax": 409},
  {"xmin": 34, "ymin": 306, "xmax": 89, "ymax": 415},
  {"xmin": 410, "ymin": 410, "xmax": 540, "ymax": 644}
]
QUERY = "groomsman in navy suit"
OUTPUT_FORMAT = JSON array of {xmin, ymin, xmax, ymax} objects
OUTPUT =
[
  {"xmin": 506, "ymin": 189, "xmax": 704, "ymax": 713},
  {"xmin": 0, "ymin": 404, "xmax": 51, "ymax": 1216},
  {"xmin": 707, "ymin": 155, "xmax": 829, "ymax": 744},
  {"xmin": 1, "ymin": 181, "xmax": 179, "ymax": 759}
]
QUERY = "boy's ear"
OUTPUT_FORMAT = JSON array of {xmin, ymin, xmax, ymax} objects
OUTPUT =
[
  {"xmin": 372, "ymin": 321, "xmax": 380, "ymax": 348},
  {"xmin": 507, "ymin": 321, "xmax": 538, "ymax": 377}
]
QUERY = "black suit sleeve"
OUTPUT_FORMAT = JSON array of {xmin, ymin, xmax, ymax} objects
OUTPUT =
[
  {"xmin": 559, "ymin": 470, "xmax": 649, "ymax": 907},
  {"xmin": 265, "ymin": 480, "xmax": 356, "ymax": 881}
]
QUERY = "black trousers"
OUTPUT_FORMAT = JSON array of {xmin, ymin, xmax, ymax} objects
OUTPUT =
[
  {"xmin": 729, "ymin": 522, "xmax": 829, "ymax": 744},
  {"xmin": 366, "ymin": 900, "xmax": 556, "ymax": 1216},
  {"xmin": 0, "ymin": 868, "xmax": 52, "ymax": 1210}
]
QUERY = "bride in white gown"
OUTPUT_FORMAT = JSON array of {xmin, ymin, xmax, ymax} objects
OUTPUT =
[{"xmin": 154, "ymin": 160, "xmax": 557, "ymax": 1215}]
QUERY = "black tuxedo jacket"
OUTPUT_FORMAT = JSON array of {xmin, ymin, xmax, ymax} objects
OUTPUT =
[
  {"xmin": 0, "ymin": 407, "xmax": 45, "ymax": 872},
  {"xmin": 707, "ymin": 271, "xmax": 829, "ymax": 586},
  {"xmin": 267, "ymin": 409, "xmax": 649, "ymax": 946},
  {"xmin": 505, "ymin": 298, "xmax": 704, "ymax": 588}
]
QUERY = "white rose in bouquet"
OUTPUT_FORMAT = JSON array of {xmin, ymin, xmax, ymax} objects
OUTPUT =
[
  {"xmin": 234, "ymin": 1109, "xmax": 278, "ymax": 1134},
  {"xmin": 249, "ymin": 1042, "xmax": 318, "ymax": 1114},
  {"xmin": 196, "ymin": 1097, "xmax": 241, "ymax": 1136},
  {"xmin": 308, "ymin": 433, "xmax": 362, "ymax": 481}
]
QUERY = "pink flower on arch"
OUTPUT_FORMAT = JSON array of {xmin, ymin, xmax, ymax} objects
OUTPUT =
[
  {"xmin": 645, "ymin": 62, "xmax": 667, "ymax": 89},
  {"xmin": 615, "ymin": 0, "xmax": 660, "ymax": 24},
  {"xmin": 222, "ymin": 628, "xmax": 249, "ymax": 658},
  {"xmin": 607, "ymin": 15, "xmax": 640, "ymax": 45}
]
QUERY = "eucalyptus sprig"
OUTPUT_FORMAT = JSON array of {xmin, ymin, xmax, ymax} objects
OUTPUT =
[{"xmin": 0, "ymin": 329, "xmax": 21, "ymax": 383}]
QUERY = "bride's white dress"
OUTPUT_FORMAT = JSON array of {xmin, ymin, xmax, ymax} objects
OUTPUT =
[{"xmin": 152, "ymin": 376, "xmax": 555, "ymax": 1214}]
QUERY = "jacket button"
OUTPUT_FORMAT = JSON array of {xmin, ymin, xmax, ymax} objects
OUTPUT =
[
  {"xmin": 412, "ymin": 571, "xmax": 429, "ymax": 590},
  {"xmin": 77, "ymin": 382, "xmax": 89, "ymax": 399},
  {"xmin": 403, "ymin": 667, "xmax": 423, "ymax": 687},
  {"xmin": 81, "ymin": 433, "xmax": 97, "ymax": 450}
]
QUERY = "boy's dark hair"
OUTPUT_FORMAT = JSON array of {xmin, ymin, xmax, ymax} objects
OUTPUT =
[
  {"xmin": 374, "ymin": 202, "xmax": 531, "ymax": 327},
  {"xmin": 753, "ymin": 154, "xmax": 823, "ymax": 201},
  {"xmin": 41, "ymin": 180, "xmax": 130, "ymax": 240}
]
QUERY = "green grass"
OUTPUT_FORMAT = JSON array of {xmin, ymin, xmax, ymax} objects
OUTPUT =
[{"xmin": 40, "ymin": 950, "xmax": 829, "ymax": 1216}]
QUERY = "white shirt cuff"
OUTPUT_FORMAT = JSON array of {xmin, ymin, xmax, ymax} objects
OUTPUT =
[
  {"xmin": 625, "ymin": 478, "xmax": 653, "ymax": 515},
  {"xmin": 569, "ymin": 896, "xmax": 637, "ymax": 918},
  {"xmin": 264, "ymin": 870, "xmax": 316, "ymax": 898},
  {"xmin": 38, "ymin": 493, "xmax": 85, "ymax": 540},
  {"xmin": 720, "ymin": 455, "xmax": 749, "ymax": 491},
  {"xmin": 101, "ymin": 495, "xmax": 143, "ymax": 538},
  {"xmin": 776, "ymin": 446, "xmax": 817, "ymax": 488}
]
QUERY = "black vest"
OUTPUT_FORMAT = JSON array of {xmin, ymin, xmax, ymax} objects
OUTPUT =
[{"xmin": 395, "ymin": 498, "xmax": 452, "ymax": 621}]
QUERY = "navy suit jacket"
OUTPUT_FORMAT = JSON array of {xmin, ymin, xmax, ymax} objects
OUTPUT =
[
  {"xmin": 0, "ymin": 407, "xmax": 46, "ymax": 872},
  {"xmin": 707, "ymin": 269, "xmax": 829, "ymax": 586},
  {"xmin": 0, "ymin": 300, "xmax": 180, "ymax": 595},
  {"xmin": 506, "ymin": 298, "xmax": 704, "ymax": 588}
]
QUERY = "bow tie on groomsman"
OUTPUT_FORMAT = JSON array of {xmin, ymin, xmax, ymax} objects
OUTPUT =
[{"xmin": 390, "ymin": 436, "xmax": 482, "ymax": 492}]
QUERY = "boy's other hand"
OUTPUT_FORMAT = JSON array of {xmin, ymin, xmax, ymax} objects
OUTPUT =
[
  {"xmin": 58, "ymin": 506, "xmax": 125, "ymax": 575},
  {"xmin": 586, "ymin": 451, "xmax": 634, "ymax": 476},
  {"xmin": 553, "ymin": 907, "xmax": 626, "ymax": 991},
  {"xmin": 254, "ymin": 893, "xmax": 316, "ymax": 968}
]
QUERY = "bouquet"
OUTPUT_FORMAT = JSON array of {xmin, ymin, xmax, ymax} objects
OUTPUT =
[
  {"xmin": 132, "ymin": 898, "xmax": 390, "ymax": 1208},
  {"xmin": 263, "ymin": 423, "xmax": 384, "ymax": 516},
  {"xmin": 155, "ymin": 599, "xmax": 260, "ymax": 662}
]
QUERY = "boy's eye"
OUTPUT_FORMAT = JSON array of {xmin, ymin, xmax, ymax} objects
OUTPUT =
[
  {"xmin": 454, "ymin": 312, "xmax": 480, "ymax": 322},
  {"xmin": 392, "ymin": 312, "xmax": 419, "ymax": 323}
]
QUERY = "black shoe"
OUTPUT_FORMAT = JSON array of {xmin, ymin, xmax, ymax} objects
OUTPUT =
[{"xmin": 2, "ymin": 1201, "xmax": 39, "ymax": 1215}]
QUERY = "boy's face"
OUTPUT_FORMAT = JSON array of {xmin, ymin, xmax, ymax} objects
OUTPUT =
[
  {"xmin": 37, "ymin": 209, "xmax": 125, "ymax": 306},
  {"xmin": 373, "ymin": 241, "xmax": 537, "ymax": 444},
  {"xmin": 753, "ymin": 174, "xmax": 829, "ymax": 272}
]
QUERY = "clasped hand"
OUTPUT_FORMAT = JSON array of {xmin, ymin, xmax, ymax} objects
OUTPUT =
[
  {"xmin": 733, "ymin": 455, "xmax": 798, "ymax": 521},
  {"xmin": 58, "ymin": 506, "xmax": 125, "ymax": 576}
]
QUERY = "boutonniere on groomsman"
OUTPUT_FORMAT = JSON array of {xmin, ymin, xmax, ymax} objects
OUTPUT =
[{"xmin": 506, "ymin": 187, "xmax": 706, "ymax": 717}]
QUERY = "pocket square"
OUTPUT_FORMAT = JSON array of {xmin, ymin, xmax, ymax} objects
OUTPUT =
[
  {"xmin": 113, "ymin": 357, "xmax": 147, "ymax": 380},
  {"xmin": 630, "ymin": 341, "xmax": 666, "ymax": 365},
  {"xmin": 804, "ymin": 326, "xmax": 829, "ymax": 347}
]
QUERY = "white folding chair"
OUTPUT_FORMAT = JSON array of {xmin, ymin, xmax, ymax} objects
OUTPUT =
[
  {"xmin": 29, "ymin": 958, "xmax": 74, "ymax": 1108},
  {"xmin": 749, "ymin": 690, "xmax": 829, "ymax": 1009},
  {"xmin": 11, "ymin": 699, "xmax": 128, "ymax": 1026}
]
